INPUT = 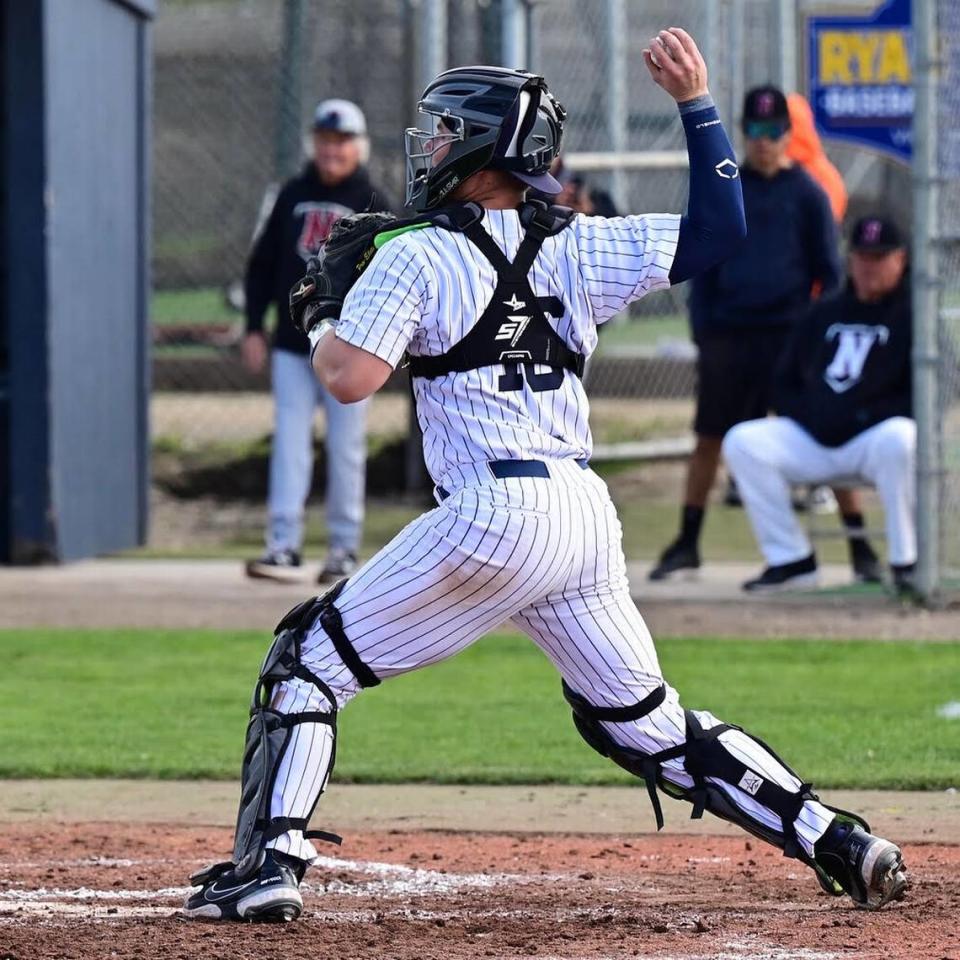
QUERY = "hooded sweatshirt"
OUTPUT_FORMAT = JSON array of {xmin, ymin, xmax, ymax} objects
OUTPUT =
[
  {"xmin": 244, "ymin": 164, "xmax": 394, "ymax": 355},
  {"xmin": 786, "ymin": 93, "xmax": 847, "ymax": 224},
  {"xmin": 773, "ymin": 276, "xmax": 911, "ymax": 446},
  {"xmin": 688, "ymin": 163, "xmax": 842, "ymax": 337}
]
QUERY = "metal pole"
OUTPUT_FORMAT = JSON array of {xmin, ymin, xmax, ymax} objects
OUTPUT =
[
  {"xmin": 702, "ymin": 0, "xmax": 722, "ymax": 115},
  {"xmin": 275, "ymin": 0, "xmax": 304, "ymax": 179},
  {"xmin": 729, "ymin": 0, "xmax": 745, "ymax": 156},
  {"xmin": 912, "ymin": 0, "xmax": 942, "ymax": 601},
  {"xmin": 406, "ymin": 0, "xmax": 447, "ymax": 493},
  {"xmin": 413, "ymin": 0, "xmax": 448, "ymax": 109},
  {"xmin": 605, "ymin": 0, "xmax": 628, "ymax": 212},
  {"xmin": 775, "ymin": 0, "xmax": 798, "ymax": 93},
  {"xmin": 501, "ymin": 0, "xmax": 527, "ymax": 68},
  {"xmin": 525, "ymin": 0, "xmax": 539, "ymax": 72},
  {"xmin": 424, "ymin": 0, "xmax": 447, "ymax": 87}
]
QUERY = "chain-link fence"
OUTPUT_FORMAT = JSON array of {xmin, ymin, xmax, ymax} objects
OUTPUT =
[
  {"xmin": 918, "ymin": 0, "xmax": 960, "ymax": 593},
  {"xmin": 942, "ymin": 1, "xmax": 960, "ymax": 588},
  {"xmin": 151, "ymin": 0, "xmax": 897, "ymax": 467}
]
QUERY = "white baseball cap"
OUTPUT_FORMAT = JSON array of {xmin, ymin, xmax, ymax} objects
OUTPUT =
[{"xmin": 312, "ymin": 99, "xmax": 367, "ymax": 136}]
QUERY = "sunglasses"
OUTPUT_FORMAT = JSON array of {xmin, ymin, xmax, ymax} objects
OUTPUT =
[{"xmin": 743, "ymin": 121, "xmax": 788, "ymax": 141}]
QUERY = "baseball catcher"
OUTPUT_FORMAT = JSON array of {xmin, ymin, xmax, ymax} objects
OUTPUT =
[{"xmin": 186, "ymin": 28, "xmax": 907, "ymax": 922}]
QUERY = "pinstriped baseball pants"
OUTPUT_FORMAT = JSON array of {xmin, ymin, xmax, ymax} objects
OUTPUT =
[{"xmin": 265, "ymin": 460, "xmax": 836, "ymax": 862}]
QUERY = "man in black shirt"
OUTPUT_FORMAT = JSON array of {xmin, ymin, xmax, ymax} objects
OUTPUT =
[
  {"xmin": 648, "ymin": 85, "xmax": 867, "ymax": 582},
  {"xmin": 242, "ymin": 100, "xmax": 393, "ymax": 584},
  {"xmin": 723, "ymin": 216, "xmax": 915, "ymax": 593}
]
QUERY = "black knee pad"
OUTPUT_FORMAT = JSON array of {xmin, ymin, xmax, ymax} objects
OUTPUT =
[{"xmin": 562, "ymin": 681, "xmax": 823, "ymax": 862}]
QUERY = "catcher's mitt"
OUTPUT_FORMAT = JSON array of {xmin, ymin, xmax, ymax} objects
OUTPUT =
[{"xmin": 289, "ymin": 212, "xmax": 397, "ymax": 334}]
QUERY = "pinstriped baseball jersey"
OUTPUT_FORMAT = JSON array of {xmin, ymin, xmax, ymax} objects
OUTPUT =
[{"xmin": 336, "ymin": 209, "xmax": 680, "ymax": 489}]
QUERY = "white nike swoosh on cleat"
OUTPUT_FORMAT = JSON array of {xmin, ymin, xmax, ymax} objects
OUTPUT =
[{"xmin": 203, "ymin": 878, "xmax": 260, "ymax": 903}]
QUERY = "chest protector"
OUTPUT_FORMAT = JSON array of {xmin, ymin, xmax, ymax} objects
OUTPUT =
[{"xmin": 404, "ymin": 200, "xmax": 586, "ymax": 381}]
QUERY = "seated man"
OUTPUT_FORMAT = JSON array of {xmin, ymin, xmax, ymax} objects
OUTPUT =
[{"xmin": 723, "ymin": 216, "xmax": 915, "ymax": 593}]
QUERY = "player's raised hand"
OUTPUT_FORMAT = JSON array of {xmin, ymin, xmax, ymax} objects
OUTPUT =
[{"xmin": 642, "ymin": 27, "xmax": 708, "ymax": 103}]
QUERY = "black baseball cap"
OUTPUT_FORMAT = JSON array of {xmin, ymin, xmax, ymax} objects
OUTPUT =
[
  {"xmin": 743, "ymin": 86, "xmax": 789, "ymax": 123},
  {"xmin": 849, "ymin": 215, "xmax": 905, "ymax": 253},
  {"xmin": 742, "ymin": 86, "xmax": 790, "ymax": 139}
]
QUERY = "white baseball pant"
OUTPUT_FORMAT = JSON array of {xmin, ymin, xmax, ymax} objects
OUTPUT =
[
  {"xmin": 258, "ymin": 461, "xmax": 836, "ymax": 864},
  {"xmin": 723, "ymin": 416, "xmax": 916, "ymax": 567}
]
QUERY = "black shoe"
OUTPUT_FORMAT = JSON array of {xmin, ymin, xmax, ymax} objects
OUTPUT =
[
  {"xmin": 850, "ymin": 542, "xmax": 882, "ymax": 584},
  {"xmin": 722, "ymin": 479, "xmax": 743, "ymax": 508},
  {"xmin": 813, "ymin": 815, "xmax": 908, "ymax": 910},
  {"xmin": 891, "ymin": 563, "xmax": 918, "ymax": 599},
  {"xmin": 648, "ymin": 540, "xmax": 700, "ymax": 581},
  {"xmin": 184, "ymin": 850, "xmax": 306, "ymax": 922},
  {"xmin": 317, "ymin": 547, "xmax": 358, "ymax": 585},
  {"xmin": 742, "ymin": 554, "xmax": 818, "ymax": 593},
  {"xmin": 245, "ymin": 550, "xmax": 304, "ymax": 583}
]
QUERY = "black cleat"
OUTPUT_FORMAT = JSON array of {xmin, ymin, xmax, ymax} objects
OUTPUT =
[
  {"xmin": 891, "ymin": 564, "xmax": 919, "ymax": 601},
  {"xmin": 742, "ymin": 554, "xmax": 819, "ymax": 593},
  {"xmin": 851, "ymin": 552, "xmax": 882, "ymax": 584},
  {"xmin": 648, "ymin": 540, "xmax": 700, "ymax": 581},
  {"xmin": 849, "ymin": 538, "xmax": 882, "ymax": 584},
  {"xmin": 814, "ymin": 815, "xmax": 908, "ymax": 910},
  {"xmin": 245, "ymin": 550, "xmax": 305, "ymax": 583},
  {"xmin": 184, "ymin": 850, "xmax": 306, "ymax": 922}
]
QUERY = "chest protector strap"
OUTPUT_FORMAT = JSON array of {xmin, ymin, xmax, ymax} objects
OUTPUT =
[{"xmin": 406, "ymin": 201, "xmax": 586, "ymax": 380}]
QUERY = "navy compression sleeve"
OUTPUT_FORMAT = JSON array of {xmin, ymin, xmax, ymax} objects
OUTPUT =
[{"xmin": 668, "ymin": 95, "xmax": 746, "ymax": 285}]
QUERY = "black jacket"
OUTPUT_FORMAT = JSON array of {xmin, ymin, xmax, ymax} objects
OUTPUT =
[
  {"xmin": 689, "ymin": 164, "xmax": 841, "ymax": 338},
  {"xmin": 244, "ymin": 164, "xmax": 393, "ymax": 354},
  {"xmin": 774, "ymin": 277, "xmax": 912, "ymax": 447}
]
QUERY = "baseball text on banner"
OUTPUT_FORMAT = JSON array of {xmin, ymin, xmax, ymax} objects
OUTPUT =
[{"xmin": 807, "ymin": 0, "xmax": 913, "ymax": 163}]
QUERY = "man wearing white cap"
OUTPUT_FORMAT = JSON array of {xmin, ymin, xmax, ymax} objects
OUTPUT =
[{"xmin": 243, "ymin": 99, "xmax": 394, "ymax": 584}]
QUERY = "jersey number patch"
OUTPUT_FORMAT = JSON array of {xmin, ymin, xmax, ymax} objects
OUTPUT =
[{"xmin": 498, "ymin": 297, "xmax": 566, "ymax": 393}]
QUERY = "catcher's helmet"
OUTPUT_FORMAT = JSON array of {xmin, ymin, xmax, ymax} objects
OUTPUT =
[{"xmin": 404, "ymin": 65, "xmax": 566, "ymax": 211}]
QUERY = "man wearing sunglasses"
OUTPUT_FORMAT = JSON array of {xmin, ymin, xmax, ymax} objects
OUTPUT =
[{"xmin": 650, "ymin": 85, "xmax": 845, "ymax": 584}]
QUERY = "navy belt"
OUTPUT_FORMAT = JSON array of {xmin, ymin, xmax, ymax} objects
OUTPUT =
[{"xmin": 437, "ymin": 459, "xmax": 588, "ymax": 501}]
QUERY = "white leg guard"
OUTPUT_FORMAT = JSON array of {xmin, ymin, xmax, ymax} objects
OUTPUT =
[{"xmin": 562, "ymin": 681, "xmax": 851, "ymax": 872}]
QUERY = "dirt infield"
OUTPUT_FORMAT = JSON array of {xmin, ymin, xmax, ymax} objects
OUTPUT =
[{"xmin": 0, "ymin": 822, "xmax": 955, "ymax": 960}]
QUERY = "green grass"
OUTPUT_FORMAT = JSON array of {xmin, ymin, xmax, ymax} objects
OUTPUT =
[
  {"xmin": 150, "ymin": 286, "xmax": 685, "ymax": 350},
  {"xmin": 597, "ymin": 314, "xmax": 687, "ymax": 352},
  {"xmin": 1, "ymin": 630, "xmax": 956, "ymax": 788},
  {"xmin": 130, "ymin": 496, "xmax": 875, "ymax": 566},
  {"xmin": 152, "ymin": 287, "xmax": 247, "ymax": 328},
  {"xmin": 128, "ymin": 502, "xmax": 425, "ymax": 561},
  {"xmin": 611, "ymin": 490, "xmax": 881, "ymax": 565}
]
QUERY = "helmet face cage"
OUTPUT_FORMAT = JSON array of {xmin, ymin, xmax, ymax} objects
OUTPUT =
[
  {"xmin": 403, "ymin": 67, "xmax": 565, "ymax": 211},
  {"xmin": 403, "ymin": 112, "xmax": 472, "ymax": 211}
]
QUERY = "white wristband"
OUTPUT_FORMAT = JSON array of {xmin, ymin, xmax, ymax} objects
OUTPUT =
[{"xmin": 308, "ymin": 320, "xmax": 334, "ymax": 361}]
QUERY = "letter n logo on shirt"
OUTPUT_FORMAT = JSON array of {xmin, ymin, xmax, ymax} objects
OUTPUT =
[{"xmin": 823, "ymin": 324, "xmax": 890, "ymax": 393}]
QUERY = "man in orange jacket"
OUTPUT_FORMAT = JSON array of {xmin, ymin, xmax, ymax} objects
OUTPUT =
[{"xmin": 787, "ymin": 93, "xmax": 847, "ymax": 222}]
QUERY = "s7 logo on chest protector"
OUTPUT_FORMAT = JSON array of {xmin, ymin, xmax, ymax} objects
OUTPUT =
[
  {"xmin": 498, "ymin": 295, "xmax": 566, "ymax": 394},
  {"xmin": 496, "ymin": 294, "xmax": 532, "ymax": 347},
  {"xmin": 823, "ymin": 324, "xmax": 890, "ymax": 393}
]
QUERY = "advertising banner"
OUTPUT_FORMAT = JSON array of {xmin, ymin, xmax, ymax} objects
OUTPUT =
[{"xmin": 807, "ymin": 0, "xmax": 913, "ymax": 162}]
